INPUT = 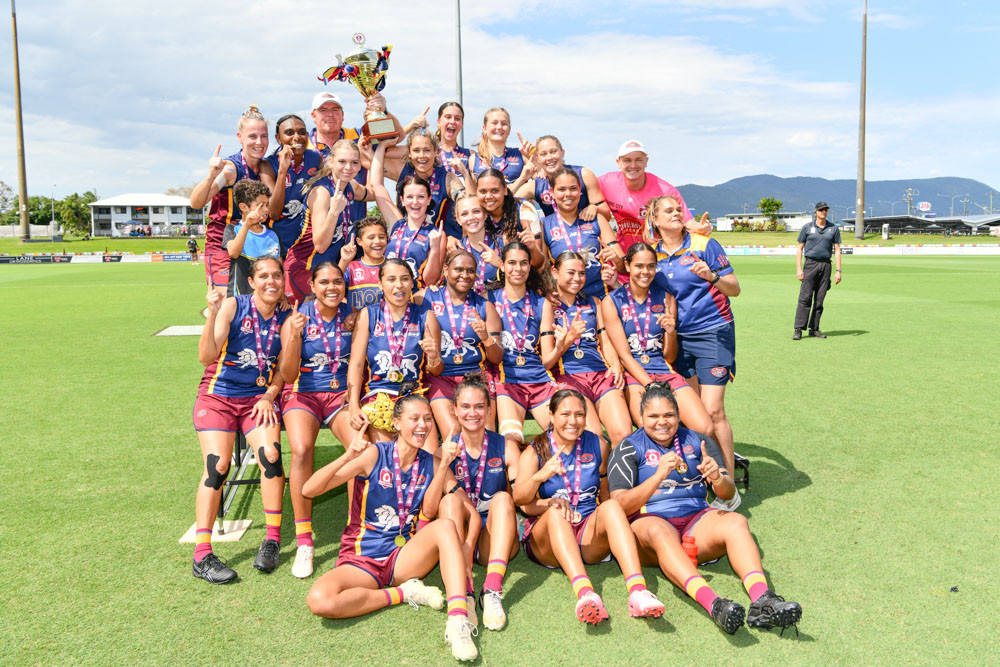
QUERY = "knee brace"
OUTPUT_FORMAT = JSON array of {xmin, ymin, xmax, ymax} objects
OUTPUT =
[
  {"xmin": 258, "ymin": 444, "xmax": 284, "ymax": 479},
  {"xmin": 203, "ymin": 453, "xmax": 230, "ymax": 490}
]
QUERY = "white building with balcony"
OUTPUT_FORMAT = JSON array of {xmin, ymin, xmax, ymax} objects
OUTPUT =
[{"xmin": 89, "ymin": 194, "xmax": 207, "ymax": 237}]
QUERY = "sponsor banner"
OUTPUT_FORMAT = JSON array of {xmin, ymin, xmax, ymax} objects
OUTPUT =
[
  {"xmin": 121, "ymin": 254, "xmax": 152, "ymax": 263},
  {"xmin": 0, "ymin": 254, "xmax": 73, "ymax": 264},
  {"xmin": 162, "ymin": 253, "xmax": 189, "ymax": 262},
  {"xmin": 102, "ymin": 254, "xmax": 124, "ymax": 263},
  {"xmin": 841, "ymin": 247, "xmax": 854, "ymax": 255},
  {"xmin": 71, "ymin": 255, "xmax": 102, "ymax": 263}
]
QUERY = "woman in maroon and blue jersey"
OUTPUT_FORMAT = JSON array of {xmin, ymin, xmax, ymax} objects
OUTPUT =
[
  {"xmin": 514, "ymin": 135, "xmax": 605, "ymax": 220},
  {"xmin": 278, "ymin": 261, "xmax": 358, "ymax": 579},
  {"xmin": 513, "ymin": 389, "xmax": 666, "ymax": 624},
  {"xmin": 302, "ymin": 396, "xmax": 479, "ymax": 662},
  {"xmin": 468, "ymin": 108, "xmax": 533, "ymax": 190},
  {"xmin": 190, "ymin": 257, "xmax": 289, "ymax": 585},
  {"xmin": 646, "ymin": 195, "xmax": 742, "ymax": 509},
  {"xmin": 539, "ymin": 251, "xmax": 633, "ymax": 453},
  {"xmin": 540, "ymin": 169, "xmax": 622, "ymax": 300},
  {"xmin": 190, "ymin": 106, "xmax": 268, "ymax": 295},
  {"xmin": 370, "ymin": 140, "xmax": 445, "ymax": 288},
  {"xmin": 447, "ymin": 193, "xmax": 503, "ymax": 296},
  {"xmin": 607, "ymin": 384, "xmax": 802, "ymax": 634},
  {"xmin": 346, "ymin": 259, "xmax": 444, "ymax": 447},
  {"xmin": 436, "ymin": 101, "xmax": 471, "ymax": 171},
  {"xmin": 487, "ymin": 243, "xmax": 558, "ymax": 450},
  {"xmin": 418, "ymin": 250, "xmax": 503, "ymax": 437},
  {"xmin": 603, "ymin": 242, "xmax": 713, "ymax": 434},
  {"xmin": 474, "ymin": 169, "xmax": 544, "ymax": 267},
  {"xmin": 437, "ymin": 374, "xmax": 521, "ymax": 631},
  {"xmin": 260, "ymin": 114, "xmax": 323, "ymax": 258}
]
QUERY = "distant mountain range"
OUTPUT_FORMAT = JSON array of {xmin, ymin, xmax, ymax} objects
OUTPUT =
[{"xmin": 676, "ymin": 175, "xmax": 999, "ymax": 219}]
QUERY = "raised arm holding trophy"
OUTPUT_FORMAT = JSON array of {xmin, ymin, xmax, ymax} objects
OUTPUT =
[{"xmin": 319, "ymin": 33, "xmax": 399, "ymax": 143}]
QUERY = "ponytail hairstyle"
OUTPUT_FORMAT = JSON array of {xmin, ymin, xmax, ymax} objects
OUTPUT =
[
  {"xmin": 404, "ymin": 130, "xmax": 441, "ymax": 168},
  {"xmin": 303, "ymin": 139, "xmax": 360, "ymax": 195},
  {"xmin": 454, "ymin": 371, "xmax": 491, "ymax": 405},
  {"xmin": 547, "ymin": 165, "xmax": 581, "ymax": 189},
  {"xmin": 435, "ymin": 101, "xmax": 465, "ymax": 142},
  {"xmin": 392, "ymin": 388, "xmax": 430, "ymax": 419},
  {"xmin": 475, "ymin": 169, "xmax": 521, "ymax": 243},
  {"xmin": 237, "ymin": 104, "xmax": 267, "ymax": 132},
  {"xmin": 642, "ymin": 195, "xmax": 679, "ymax": 245},
  {"xmin": 624, "ymin": 241, "xmax": 657, "ymax": 266},
  {"xmin": 489, "ymin": 241, "xmax": 546, "ymax": 294},
  {"xmin": 379, "ymin": 257, "xmax": 415, "ymax": 282},
  {"xmin": 639, "ymin": 381, "xmax": 679, "ymax": 415},
  {"xmin": 274, "ymin": 113, "xmax": 305, "ymax": 138},
  {"xmin": 476, "ymin": 107, "xmax": 511, "ymax": 165},
  {"xmin": 310, "ymin": 260, "xmax": 344, "ymax": 281},
  {"xmin": 528, "ymin": 389, "xmax": 587, "ymax": 465}
]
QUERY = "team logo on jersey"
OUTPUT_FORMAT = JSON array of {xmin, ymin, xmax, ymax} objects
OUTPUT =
[
  {"xmin": 197, "ymin": 409, "xmax": 207, "ymax": 417},
  {"xmin": 554, "ymin": 308, "xmax": 564, "ymax": 319},
  {"xmin": 487, "ymin": 457, "xmax": 503, "ymax": 468},
  {"xmin": 638, "ymin": 205, "xmax": 648, "ymax": 219},
  {"xmin": 307, "ymin": 167, "xmax": 317, "ymax": 176},
  {"xmin": 353, "ymin": 268, "xmax": 365, "ymax": 280},
  {"xmin": 579, "ymin": 453, "xmax": 595, "ymax": 464},
  {"xmin": 651, "ymin": 304, "xmax": 664, "ymax": 313},
  {"xmin": 305, "ymin": 324, "xmax": 320, "ymax": 340},
  {"xmin": 683, "ymin": 445, "xmax": 695, "ymax": 454},
  {"xmin": 581, "ymin": 224, "xmax": 594, "ymax": 233},
  {"xmin": 240, "ymin": 316, "xmax": 253, "ymax": 334},
  {"xmin": 541, "ymin": 191, "xmax": 554, "ymax": 205},
  {"xmin": 374, "ymin": 322, "xmax": 384, "ymax": 336},
  {"xmin": 645, "ymin": 450, "xmax": 660, "ymax": 465},
  {"xmin": 407, "ymin": 323, "xmax": 419, "ymax": 333},
  {"xmin": 679, "ymin": 255, "xmax": 695, "ymax": 266},
  {"xmin": 416, "ymin": 234, "xmax": 427, "ymax": 242},
  {"xmin": 431, "ymin": 302, "xmax": 445, "ymax": 316},
  {"xmin": 415, "ymin": 474, "xmax": 427, "ymax": 486},
  {"xmin": 551, "ymin": 228, "xmax": 564, "ymax": 241},
  {"xmin": 378, "ymin": 469, "xmax": 393, "ymax": 488},
  {"xmin": 711, "ymin": 366, "xmax": 728, "ymax": 378}
]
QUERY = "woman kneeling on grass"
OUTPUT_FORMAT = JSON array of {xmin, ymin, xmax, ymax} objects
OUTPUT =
[
  {"xmin": 512, "ymin": 389, "xmax": 666, "ymax": 624},
  {"xmin": 607, "ymin": 382, "xmax": 802, "ymax": 634},
  {"xmin": 303, "ymin": 395, "xmax": 479, "ymax": 662}
]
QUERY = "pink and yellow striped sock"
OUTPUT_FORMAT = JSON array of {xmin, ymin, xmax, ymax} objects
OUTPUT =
[
  {"xmin": 193, "ymin": 528, "xmax": 213, "ymax": 562},
  {"xmin": 625, "ymin": 573, "xmax": 647, "ymax": 594},
  {"xmin": 447, "ymin": 595, "xmax": 469, "ymax": 618},
  {"xmin": 264, "ymin": 508, "xmax": 282, "ymax": 543},
  {"xmin": 295, "ymin": 518, "xmax": 313, "ymax": 547},
  {"xmin": 684, "ymin": 575, "xmax": 719, "ymax": 614},
  {"xmin": 571, "ymin": 575, "xmax": 595, "ymax": 600},
  {"xmin": 382, "ymin": 587, "xmax": 405, "ymax": 608},
  {"xmin": 483, "ymin": 559, "xmax": 507, "ymax": 593},
  {"xmin": 742, "ymin": 571, "xmax": 769, "ymax": 602}
]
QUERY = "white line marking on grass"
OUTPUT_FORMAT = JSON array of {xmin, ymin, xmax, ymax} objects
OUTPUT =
[{"xmin": 155, "ymin": 326, "xmax": 203, "ymax": 336}]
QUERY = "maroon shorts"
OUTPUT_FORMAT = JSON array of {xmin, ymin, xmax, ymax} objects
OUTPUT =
[
  {"xmin": 284, "ymin": 264, "xmax": 312, "ymax": 302},
  {"xmin": 336, "ymin": 545, "xmax": 402, "ymax": 588},
  {"xmin": 495, "ymin": 380, "xmax": 558, "ymax": 411},
  {"xmin": 427, "ymin": 373, "xmax": 497, "ymax": 402},
  {"xmin": 193, "ymin": 393, "xmax": 273, "ymax": 434},
  {"xmin": 556, "ymin": 371, "xmax": 621, "ymax": 404},
  {"xmin": 281, "ymin": 389, "xmax": 347, "ymax": 423},
  {"xmin": 205, "ymin": 250, "xmax": 231, "ymax": 288},
  {"xmin": 521, "ymin": 512, "xmax": 596, "ymax": 566},
  {"xmin": 625, "ymin": 371, "xmax": 689, "ymax": 391},
  {"xmin": 629, "ymin": 508, "xmax": 712, "ymax": 538}
]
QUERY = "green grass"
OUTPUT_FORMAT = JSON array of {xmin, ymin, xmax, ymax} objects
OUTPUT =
[{"xmin": 2, "ymin": 258, "xmax": 999, "ymax": 664}]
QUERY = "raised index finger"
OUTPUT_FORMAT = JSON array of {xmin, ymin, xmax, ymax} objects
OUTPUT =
[
  {"xmin": 334, "ymin": 178, "xmax": 344, "ymax": 195},
  {"xmin": 213, "ymin": 144, "xmax": 221, "ymax": 158},
  {"xmin": 422, "ymin": 105, "xmax": 430, "ymax": 117}
]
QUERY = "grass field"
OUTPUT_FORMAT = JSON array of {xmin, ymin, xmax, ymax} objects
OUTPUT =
[
  {"xmin": 2, "ymin": 231, "xmax": 998, "ymax": 256},
  {"xmin": 2, "ymin": 257, "xmax": 999, "ymax": 664}
]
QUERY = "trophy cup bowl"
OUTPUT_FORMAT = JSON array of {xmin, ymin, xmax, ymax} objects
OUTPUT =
[{"xmin": 338, "ymin": 33, "xmax": 398, "ymax": 142}]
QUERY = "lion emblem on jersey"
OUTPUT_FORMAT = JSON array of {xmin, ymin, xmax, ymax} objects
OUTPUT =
[
  {"xmin": 372, "ymin": 504, "xmax": 399, "ymax": 531},
  {"xmin": 627, "ymin": 333, "xmax": 661, "ymax": 354},
  {"xmin": 308, "ymin": 352, "xmax": 330, "ymax": 371},
  {"xmin": 236, "ymin": 349, "xmax": 259, "ymax": 369},
  {"xmin": 283, "ymin": 199, "xmax": 304, "ymax": 221},
  {"xmin": 372, "ymin": 351, "xmax": 419, "ymax": 379},
  {"xmin": 499, "ymin": 330, "xmax": 536, "ymax": 354},
  {"xmin": 440, "ymin": 334, "xmax": 477, "ymax": 359}
]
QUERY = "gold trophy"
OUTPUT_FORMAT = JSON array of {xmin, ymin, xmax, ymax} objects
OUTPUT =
[{"xmin": 318, "ymin": 33, "xmax": 398, "ymax": 142}]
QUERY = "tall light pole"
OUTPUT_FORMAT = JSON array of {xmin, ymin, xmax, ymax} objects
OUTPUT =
[
  {"xmin": 11, "ymin": 0, "xmax": 30, "ymax": 240},
  {"xmin": 903, "ymin": 188, "xmax": 919, "ymax": 216},
  {"xmin": 986, "ymin": 191, "xmax": 996, "ymax": 214},
  {"xmin": 937, "ymin": 193, "xmax": 968, "ymax": 217},
  {"xmin": 50, "ymin": 184, "xmax": 55, "ymax": 231},
  {"xmin": 855, "ymin": 0, "xmax": 867, "ymax": 240},
  {"xmin": 455, "ymin": 0, "xmax": 464, "ymax": 146}
]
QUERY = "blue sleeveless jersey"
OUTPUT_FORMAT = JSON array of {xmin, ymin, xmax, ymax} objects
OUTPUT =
[
  {"xmin": 364, "ymin": 301, "xmax": 428, "ymax": 395},
  {"xmin": 423, "ymin": 287, "xmax": 490, "ymax": 376},
  {"xmin": 469, "ymin": 147, "xmax": 524, "ymax": 183},
  {"xmin": 386, "ymin": 218, "xmax": 436, "ymax": 286},
  {"xmin": 397, "ymin": 164, "xmax": 451, "ymax": 231},
  {"xmin": 608, "ymin": 285, "xmax": 675, "ymax": 374},
  {"xmin": 311, "ymin": 126, "xmax": 368, "ymax": 222},
  {"xmin": 532, "ymin": 430, "xmax": 602, "ymax": 518},
  {"xmin": 653, "ymin": 234, "xmax": 735, "ymax": 335},
  {"xmin": 459, "ymin": 234, "xmax": 502, "ymax": 295},
  {"xmin": 553, "ymin": 295, "xmax": 607, "ymax": 375},
  {"xmin": 291, "ymin": 300, "xmax": 352, "ymax": 393},
  {"xmin": 206, "ymin": 151, "xmax": 260, "ymax": 252},
  {"xmin": 619, "ymin": 427, "xmax": 709, "ymax": 519},
  {"xmin": 533, "ymin": 164, "xmax": 589, "ymax": 217},
  {"xmin": 448, "ymin": 431, "xmax": 509, "ymax": 518},
  {"xmin": 265, "ymin": 149, "xmax": 323, "ymax": 256},
  {"xmin": 541, "ymin": 213, "xmax": 607, "ymax": 299},
  {"xmin": 308, "ymin": 176, "xmax": 358, "ymax": 269},
  {"xmin": 200, "ymin": 295, "xmax": 288, "ymax": 397},
  {"xmin": 342, "ymin": 441, "xmax": 436, "ymax": 559},
  {"xmin": 487, "ymin": 289, "xmax": 553, "ymax": 384}
]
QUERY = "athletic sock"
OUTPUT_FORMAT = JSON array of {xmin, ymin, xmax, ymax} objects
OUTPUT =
[
  {"xmin": 447, "ymin": 595, "xmax": 469, "ymax": 618},
  {"xmin": 571, "ymin": 574, "xmax": 595, "ymax": 600},
  {"xmin": 484, "ymin": 559, "xmax": 508, "ymax": 593},
  {"xmin": 625, "ymin": 572, "xmax": 648, "ymax": 595},
  {"xmin": 295, "ymin": 518, "xmax": 313, "ymax": 548},
  {"xmin": 742, "ymin": 571, "xmax": 769, "ymax": 602},
  {"xmin": 264, "ymin": 508, "xmax": 282, "ymax": 543},
  {"xmin": 683, "ymin": 575, "xmax": 719, "ymax": 614},
  {"xmin": 382, "ymin": 587, "xmax": 405, "ymax": 608},
  {"xmin": 194, "ymin": 528, "xmax": 213, "ymax": 562}
]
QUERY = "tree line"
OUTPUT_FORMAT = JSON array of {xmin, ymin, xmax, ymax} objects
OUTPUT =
[{"xmin": 0, "ymin": 181, "xmax": 98, "ymax": 236}]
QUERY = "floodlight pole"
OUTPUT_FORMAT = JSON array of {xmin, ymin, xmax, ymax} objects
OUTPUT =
[
  {"xmin": 854, "ymin": 0, "xmax": 867, "ymax": 240},
  {"xmin": 11, "ymin": 0, "xmax": 30, "ymax": 240},
  {"xmin": 455, "ymin": 0, "xmax": 464, "ymax": 146}
]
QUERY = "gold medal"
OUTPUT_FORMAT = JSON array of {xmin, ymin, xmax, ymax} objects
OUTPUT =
[
  {"xmin": 515, "ymin": 356, "xmax": 526, "ymax": 366},
  {"xmin": 255, "ymin": 376, "xmax": 266, "ymax": 387},
  {"xmin": 453, "ymin": 354, "xmax": 463, "ymax": 364},
  {"xmin": 572, "ymin": 510, "xmax": 582, "ymax": 524},
  {"xmin": 389, "ymin": 370, "xmax": 403, "ymax": 383},
  {"xmin": 573, "ymin": 349, "xmax": 584, "ymax": 359},
  {"xmin": 640, "ymin": 354, "xmax": 650, "ymax": 364},
  {"xmin": 677, "ymin": 462, "xmax": 688, "ymax": 474},
  {"xmin": 394, "ymin": 534, "xmax": 406, "ymax": 547},
  {"xmin": 330, "ymin": 379, "xmax": 340, "ymax": 390}
]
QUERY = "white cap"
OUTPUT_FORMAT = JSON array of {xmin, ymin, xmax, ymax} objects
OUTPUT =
[
  {"xmin": 311, "ymin": 91, "xmax": 343, "ymax": 111},
  {"xmin": 617, "ymin": 139, "xmax": 647, "ymax": 158}
]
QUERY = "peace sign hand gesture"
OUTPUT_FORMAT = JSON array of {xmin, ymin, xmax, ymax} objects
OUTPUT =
[{"xmin": 330, "ymin": 179, "xmax": 349, "ymax": 217}]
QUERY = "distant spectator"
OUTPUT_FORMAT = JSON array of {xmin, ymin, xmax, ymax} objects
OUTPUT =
[
  {"xmin": 187, "ymin": 235, "xmax": 200, "ymax": 265},
  {"xmin": 223, "ymin": 180, "xmax": 280, "ymax": 297},
  {"xmin": 793, "ymin": 202, "xmax": 841, "ymax": 340}
]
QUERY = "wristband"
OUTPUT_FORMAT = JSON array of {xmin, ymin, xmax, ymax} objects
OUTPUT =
[
  {"xmin": 607, "ymin": 240, "xmax": 619, "ymax": 246},
  {"xmin": 709, "ymin": 273, "xmax": 721, "ymax": 286}
]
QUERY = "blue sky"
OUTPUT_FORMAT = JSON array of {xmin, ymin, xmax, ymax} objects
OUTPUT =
[{"xmin": 0, "ymin": 0, "xmax": 997, "ymax": 210}]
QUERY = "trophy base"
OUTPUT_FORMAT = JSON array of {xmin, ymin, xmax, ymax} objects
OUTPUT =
[{"xmin": 363, "ymin": 117, "xmax": 399, "ymax": 142}]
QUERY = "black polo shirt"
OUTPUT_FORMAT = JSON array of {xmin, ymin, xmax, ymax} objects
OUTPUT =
[{"xmin": 797, "ymin": 221, "xmax": 841, "ymax": 260}]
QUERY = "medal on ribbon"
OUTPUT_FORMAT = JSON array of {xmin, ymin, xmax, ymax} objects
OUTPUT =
[
  {"xmin": 548, "ymin": 432, "xmax": 583, "ymax": 524},
  {"xmin": 382, "ymin": 301, "xmax": 411, "ymax": 384},
  {"xmin": 391, "ymin": 440, "xmax": 421, "ymax": 547}
]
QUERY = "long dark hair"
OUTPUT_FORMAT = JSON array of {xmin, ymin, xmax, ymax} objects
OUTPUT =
[
  {"xmin": 475, "ymin": 169, "xmax": 522, "ymax": 243},
  {"xmin": 488, "ymin": 241, "xmax": 546, "ymax": 294},
  {"xmin": 528, "ymin": 389, "xmax": 587, "ymax": 465},
  {"xmin": 639, "ymin": 381, "xmax": 679, "ymax": 415}
]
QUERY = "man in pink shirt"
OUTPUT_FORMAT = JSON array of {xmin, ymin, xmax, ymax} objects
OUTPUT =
[{"xmin": 598, "ymin": 140, "xmax": 702, "ymax": 282}]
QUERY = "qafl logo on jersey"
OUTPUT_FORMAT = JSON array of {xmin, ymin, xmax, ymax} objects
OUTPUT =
[
  {"xmin": 305, "ymin": 324, "xmax": 320, "ymax": 340},
  {"xmin": 240, "ymin": 316, "xmax": 253, "ymax": 334},
  {"xmin": 378, "ymin": 469, "xmax": 393, "ymax": 489},
  {"xmin": 551, "ymin": 227, "xmax": 564, "ymax": 242},
  {"xmin": 307, "ymin": 167, "xmax": 317, "ymax": 176},
  {"xmin": 415, "ymin": 474, "xmax": 427, "ymax": 486},
  {"xmin": 652, "ymin": 304, "xmax": 664, "ymax": 313},
  {"xmin": 541, "ymin": 190, "xmax": 554, "ymax": 206},
  {"xmin": 432, "ymin": 302, "xmax": 445, "ymax": 316},
  {"xmin": 711, "ymin": 366, "xmax": 728, "ymax": 378},
  {"xmin": 645, "ymin": 450, "xmax": 660, "ymax": 466},
  {"xmin": 353, "ymin": 268, "xmax": 365, "ymax": 281}
]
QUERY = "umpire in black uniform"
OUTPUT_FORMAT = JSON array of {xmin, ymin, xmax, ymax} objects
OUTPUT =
[{"xmin": 793, "ymin": 202, "xmax": 841, "ymax": 340}]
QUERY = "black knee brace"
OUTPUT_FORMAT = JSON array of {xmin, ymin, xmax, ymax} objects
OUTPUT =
[
  {"xmin": 203, "ymin": 453, "xmax": 230, "ymax": 490},
  {"xmin": 258, "ymin": 444, "xmax": 284, "ymax": 479}
]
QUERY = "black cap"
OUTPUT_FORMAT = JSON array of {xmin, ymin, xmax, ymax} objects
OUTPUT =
[{"xmin": 815, "ymin": 202, "xmax": 829, "ymax": 211}]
